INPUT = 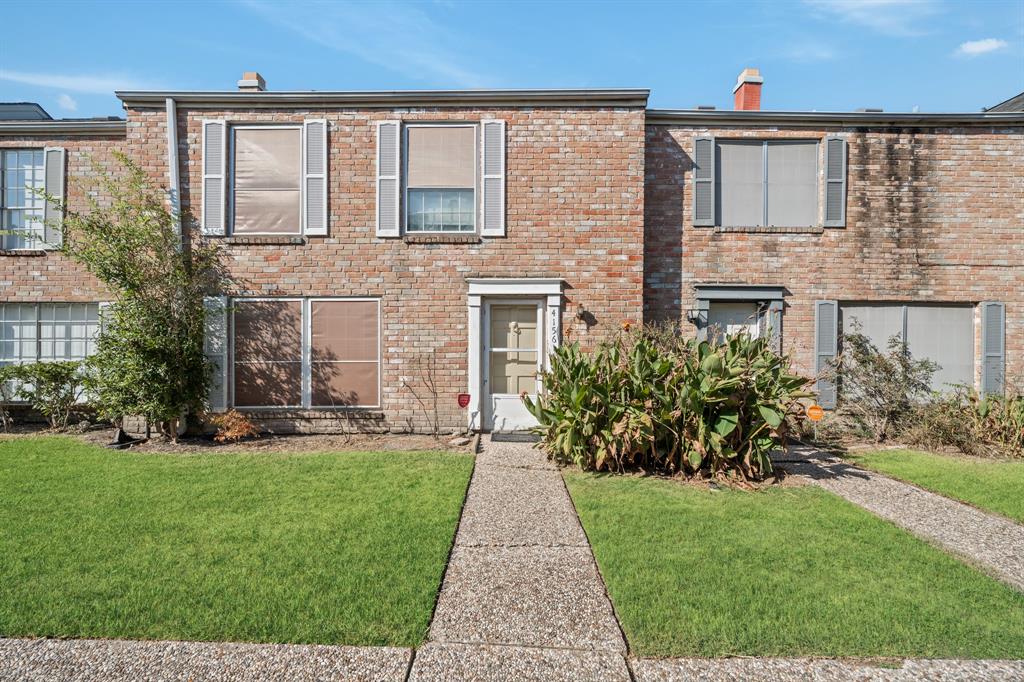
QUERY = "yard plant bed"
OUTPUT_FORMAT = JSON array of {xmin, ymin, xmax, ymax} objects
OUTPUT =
[
  {"xmin": 565, "ymin": 471, "xmax": 1024, "ymax": 659},
  {"xmin": 847, "ymin": 449, "xmax": 1024, "ymax": 523},
  {"xmin": 0, "ymin": 436, "xmax": 473, "ymax": 646}
]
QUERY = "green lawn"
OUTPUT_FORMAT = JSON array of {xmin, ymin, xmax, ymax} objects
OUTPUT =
[
  {"xmin": 846, "ymin": 449, "xmax": 1024, "ymax": 524},
  {"xmin": 0, "ymin": 436, "xmax": 473, "ymax": 646},
  {"xmin": 565, "ymin": 471, "xmax": 1024, "ymax": 659}
]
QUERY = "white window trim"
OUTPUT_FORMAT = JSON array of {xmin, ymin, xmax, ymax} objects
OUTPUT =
[
  {"xmin": 717, "ymin": 138, "xmax": 820, "ymax": 228},
  {"xmin": 230, "ymin": 296, "xmax": 382, "ymax": 410},
  {"xmin": 228, "ymin": 124, "xmax": 304, "ymax": 237},
  {"xmin": 0, "ymin": 148, "xmax": 47, "ymax": 251},
  {"xmin": 402, "ymin": 122, "xmax": 479, "ymax": 235}
]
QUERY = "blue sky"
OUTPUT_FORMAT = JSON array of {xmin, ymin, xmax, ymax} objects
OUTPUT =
[{"xmin": 2, "ymin": 0, "xmax": 1022, "ymax": 117}]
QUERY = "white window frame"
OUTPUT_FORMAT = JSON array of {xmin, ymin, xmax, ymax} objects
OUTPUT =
[
  {"xmin": 1, "ymin": 149, "xmax": 47, "ymax": 250},
  {"xmin": 717, "ymin": 139, "xmax": 820, "ymax": 228},
  {"xmin": 230, "ymin": 297, "xmax": 382, "ymax": 410},
  {"xmin": 402, "ymin": 122, "xmax": 479, "ymax": 235},
  {"xmin": 227, "ymin": 124, "xmax": 304, "ymax": 237}
]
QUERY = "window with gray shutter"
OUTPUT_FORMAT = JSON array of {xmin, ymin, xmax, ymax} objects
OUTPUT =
[
  {"xmin": 981, "ymin": 302, "xmax": 1005, "ymax": 396},
  {"xmin": 202, "ymin": 120, "xmax": 226, "ymax": 236},
  {"xmin": 824, "ymin": 137, "xmax": 847, "ymax": 227},
  {"xmin": 43, "ymin": 147, "xmax": 65, "ymax": 247},
  {"xmin": 718, "ymin": 141, "xmax": 764, "ymax": 227},
  {"xmin": 303, "ymin": 120, "xmax": 328, "ymax": 236},
  {"xmin": 815, "ymin": 300, "xmax": 838, "ymax": 409},
  {"xmin": 376, "ymin": 121, "xmax": 401, "ymax": 237},
  {"xmin": 204, "ymin": 296, "xmax": 228, "ymax": 412},
  {"xmin": 480, "ymin": 119, "xmax": 506, "ymax": 237},
  {"xmin": 692, "ymin": 137, "xmax": 715, "ymax": 226},
  {"xmin": 714, "ymin": 140, "xmax": 818, "ymax": 227}
]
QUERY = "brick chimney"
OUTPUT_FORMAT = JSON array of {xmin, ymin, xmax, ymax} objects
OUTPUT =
[
  {"xmin": 237, "ymin": 71, "xmax": 266, "ymax": 92},
  {"xmin": 732, "ymin": 68, "xmax": 763, "ymax": 111}
]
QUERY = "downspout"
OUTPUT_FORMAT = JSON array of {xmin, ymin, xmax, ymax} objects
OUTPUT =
[{"xmin": 165, "ymin": 97, "xmax": 181, "ymax": 244}]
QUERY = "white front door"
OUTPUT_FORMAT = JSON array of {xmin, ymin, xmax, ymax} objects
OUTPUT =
[{"xmin": 484, "ymin": 301, "xmax": 543, "ymax": 432}]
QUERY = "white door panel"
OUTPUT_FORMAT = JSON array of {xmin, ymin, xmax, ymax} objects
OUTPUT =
[{"xmin": 484, "ymin": 301, "xmax": 542, "ymax": 432}]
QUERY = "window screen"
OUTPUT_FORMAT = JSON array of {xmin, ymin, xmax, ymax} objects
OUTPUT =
[
  {"xmin": 717, "ymin": 140, "xmax": 818, "ymax": 227},
  {"xmin": 707, "ymin": 302, "xmax": 761, "ymax": 343},
  {"xmin": 232, "ymin": 128, "xmax": 301, "ymax": 234},
  {"xmin": 488, "ymin": 305, "xmax": 539, "ymax": 395},
  {"xmin": 233, "ymin": 300, "xmax": 303, "ymax": 407},
  {"xmin": 1, "ymin": 150, "xmax": 46, "ymax": 249},
  {"xmin": 841, "ymin": 304, "xmax": 974, "ymax": 391},
  {"xmin": 406, "ymin": 126, "xmax": 476, "ymax": 233},
  {"xmin": 310, "ymin": 300, "xmax": 380, "ymax": 407}
]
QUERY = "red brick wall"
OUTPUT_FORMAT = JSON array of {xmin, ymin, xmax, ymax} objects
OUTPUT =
[
  {"xmin": 0, "ymin": 134, "xmax": 125, "ymax": 302},
  {"xmin": 123, "ymin": 104, "xmax": 646, "ymax": 431},
  {"xmin": 644, "ymin": 124, "xmax": 1024, "ymax": 384}
]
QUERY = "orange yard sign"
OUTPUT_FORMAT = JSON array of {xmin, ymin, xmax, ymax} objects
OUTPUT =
[{"xmin": 806, "ymin": 405, "xmax": 825, "ymax": 421}]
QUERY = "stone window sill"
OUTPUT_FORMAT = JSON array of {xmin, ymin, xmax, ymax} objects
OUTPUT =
[
  {"xmin": 713, "ymin": 225, "xmax": 825, "ymax": 235},
  {"xmin": 403, "ymin": 234, "xmax": 481, "ymax": 245},
  {"xmin": 224, "ymin": 236, "xmax": 307, "ymax": 246},
  {"xmin": 0, "ymin": 249, "xmax": 49, "ymax": 257}
]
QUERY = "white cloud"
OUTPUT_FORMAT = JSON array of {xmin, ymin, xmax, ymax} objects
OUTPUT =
[
  {"xmin": 782, "ymin": 42, "xmax": 837, "ymax": 62},
  {"xmin": 954, "ymin": 38, "xmax": 1009, "ymax": 57},
  {"xmin": 56, "ymin": 93, "xmax": 78, "ymax": 112},
  {"xmin": 804, "ymin": 0, "xmax": 939, "ymax": 37},
  {"xmin": 0, "ymin": 69, "xmax": 158, "ymax": 94},
  {"xmin": 240, "ymin": 0, "xmax": 492, "ymax": 87}
]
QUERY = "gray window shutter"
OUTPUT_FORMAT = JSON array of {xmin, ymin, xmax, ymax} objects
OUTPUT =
[
  {"xmin": 480, "ymin": 119, "xmax": 506, "ymax": 237},
  {"xmin": 981, "ymin": 301, "xmax": 1005, "ymax": 396},
  {"xmin": 376, "ymin": 120, "xmax": 401, "ymax": 237},
  {"xmin": 204, "ymin": 296, "xmax": 229, "ymax": 412},
  {"xmin": 43, "ymin": 147, "xmax": 66, "ymax": 247},
  {"xmin": 824, "ymin": 137, "xmax": 847, "ymax": 227},
  {"xmin": 202, "ymin": 121, "xmax": 227, "ymax": 236},
  {"xmin": 303, "ymin": 119, "xmax": 328, "ymax": 236},
  {"xmin": 815, "ymin": 300, "xmax": 839, "ymax": 409},
  {"xmin": 692, "ymin": 136, "xmax": 715, "ymax": 226}
]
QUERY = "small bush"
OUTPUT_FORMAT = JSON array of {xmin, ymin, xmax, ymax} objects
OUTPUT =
[
  {"xmin": 209, "ymin": 409, "xmax": 260, "ymax": 443},
  {"xmin": 523, "ymin": 325, "xmax": 813, "ymax": 481},
  {"xmin": 906, "ymin": 388, "xmax": 1024, "ymax": 459},
  {"xmin": 832, "ymin": 330, "xmax": 938, "ymax": 443},
  {"xmin": 0, "ymin": 361, "xmax": 87, "ymax": 430}
]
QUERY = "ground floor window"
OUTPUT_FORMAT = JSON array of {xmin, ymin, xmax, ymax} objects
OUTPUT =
[
  {"xmin": 840, "ymin": 304, "xmax": 973, "ymax": 391},
  {"xmin": 706, "ymin": 301, "xmax": 766, "ymax": 343},
  {"xmin": 0, "ymin": 303, "xmax": 100, "ymax": 367},
  {"xmin": 231, "ymin": 298, "xmax": 380, "ymax": 409}
]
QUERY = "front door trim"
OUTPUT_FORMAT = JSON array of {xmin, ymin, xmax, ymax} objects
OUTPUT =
[{"xmin": 466, "ymin": 278, "xmax": 564, "ymax": 431}]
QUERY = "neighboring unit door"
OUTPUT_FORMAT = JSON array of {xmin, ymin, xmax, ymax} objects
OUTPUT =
[
  {"xmin": 707, "ymin": 301, "xmax": 761, "ymax": 343},
  {"xmin": 484, "ymin": 301, "xmax": 543, "ymax": 432}
]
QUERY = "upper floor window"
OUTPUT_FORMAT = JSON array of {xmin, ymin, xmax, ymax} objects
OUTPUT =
[
  {"xmin": 1, "ymin": 150, "xmax": 46, "ymax": 249},
  {"xmin": 692, "ymin": 136, "xmax": 846, "ymax": 229},
  {"xmin": 405, "ymin": 125, "xmax": 476, "ymax": 233},
  {"xmin": 718, "ymin": 140, "xmax": 817, "ymax": 228},
  {"xmin": 230, "ymin": 126, "xmax": 302, "ymax": 235}
]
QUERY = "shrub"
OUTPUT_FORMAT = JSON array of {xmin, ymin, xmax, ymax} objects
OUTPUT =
[
  {"xmin": 906, "ymin": 387, "xmax": 1024, "ymax": 459},
  {"xmin": 0, "ymin": 361, "xmax": 87, "ymax": 430},
  {"xmin": 523, "ymin": 326, "xmax": 813, "ymax": 481},
  {"xmin": 832, "ymin": 330, "xmax": 938, "ymax": 442},
  {"xmin": 209, "ymin": 409, "xmax": 260, "ymax": 443}
]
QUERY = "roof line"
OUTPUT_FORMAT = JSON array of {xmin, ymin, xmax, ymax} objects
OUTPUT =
[
  {"xmin": 115, "ymin": 88, "xmax": 651, "ymax": 108},
  {"xmin": 645, "ymin": 109, "xmax": 1024, "ymax": 126},
  {"xmin": 0, "ymin": 119, "xmax": 127, "ymax": 135}
]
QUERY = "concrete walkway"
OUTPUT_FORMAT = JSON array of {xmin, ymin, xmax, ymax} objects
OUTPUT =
[
  {"xmin": 782, "ymin": 445, "xmax": 1024, "ymax": 592},
  {"xmin": 410, "ymin": 435, "xmax": 631, "ymax": 680}
]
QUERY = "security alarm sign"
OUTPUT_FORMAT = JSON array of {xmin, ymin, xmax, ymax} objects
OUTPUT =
[
  {"xmin": 806, "ymin": 405, "xmax": 825, "ymax": 421},
  {"xmin": 457, "ymin": 393, "xmax": 471, "ymax": 408}
]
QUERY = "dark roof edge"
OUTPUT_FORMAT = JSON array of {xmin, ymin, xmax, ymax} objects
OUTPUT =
[
  {"xmin": 645, "ymin": 109, "xmax": 1024, "ymax": 126},
  {"xmin": 115, "ymin": 88, "xmax": 651, "ymax": 108},
  {"xmin": 985, "ymin": 91, "xmax": 1024, "ymax": 112},
  {"xmin": 0, "ymin": 119, "xmax": 127, "ymax": 135}
]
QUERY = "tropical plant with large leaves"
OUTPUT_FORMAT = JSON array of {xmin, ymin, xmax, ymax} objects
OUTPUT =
[{"xmin": 523, "ymin": 325, "xmax": 814, "ymax": 481}]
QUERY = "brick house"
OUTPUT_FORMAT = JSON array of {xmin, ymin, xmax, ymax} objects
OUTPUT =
[{"xmin": 1, "ymin": 71, "xmax": 1020, "ymax": 433}]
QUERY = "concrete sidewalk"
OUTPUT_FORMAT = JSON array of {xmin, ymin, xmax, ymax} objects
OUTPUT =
[{"xmin": 410, "ymin": 436, "xmax": 630, "ymax": 681}]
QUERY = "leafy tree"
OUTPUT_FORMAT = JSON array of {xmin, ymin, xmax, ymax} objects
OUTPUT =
[
  {"xmin": 57, "ymin": 152, "xmax": 223, "ymax": 439},
  {"xmin": 0, "ymin": 361, "xmax": 86, "ymax": 430}
]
